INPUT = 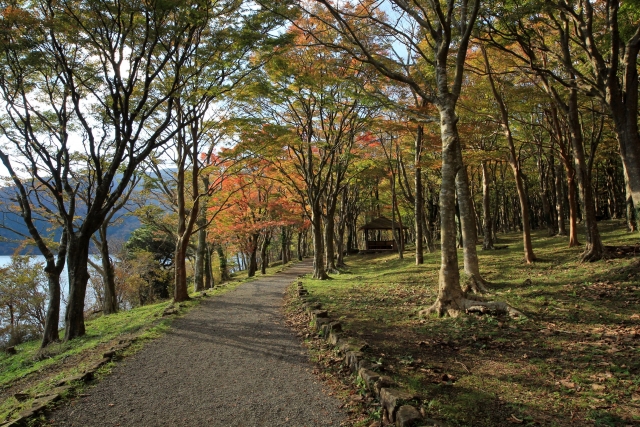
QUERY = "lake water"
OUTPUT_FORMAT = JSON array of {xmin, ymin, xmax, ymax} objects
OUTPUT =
[
  {"xmin": 0, "ymin": 254, "xmax": 100, "ymax": 314},
  {"xmin": 0, "ymin": 254, "xmax": 70, "ymax": 289}
]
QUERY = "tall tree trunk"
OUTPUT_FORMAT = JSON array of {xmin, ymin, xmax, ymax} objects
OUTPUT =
[
  {"xmin": 302, "ymin": 230, "xmax": 309, "ymax": 258},
  {"xmin": 64, "ymin": 234, "xmax": 93, "ymax": 340},
  {"xmin": 555, "ymin": 163, "xmax": 568, "ymax": 236},
  {"xmin": 247, "ymin": 234, "xmax": 259, "ymax": 277},
  {"xmin": 204, "ymin": 244, "xmax": 213, "ymax": 289},
  {"xmin": 391, "ymin": 176, "xmax": 404, "ymax": 260},
  {"xmin": 483, "ymin": 48, "xmax": 536, "ymax": 263},
  {"xmin": 194, "ymin": 208, "xmax": 207, "ymax": 292},
  {"xmin": 538, "ymin": 156, "xmax": 556, "ymax": 237},
  {"xmin": 260, "ymin": 234, "xmax": 270, "ymax": 275},
  {"xmin": 613, "ymin": 118, "xmax": 640, "ymax": 222},
  {"xmin": 41, "ymin": 231, "xmax": 68, "ymax": 348},
  {"xmin": 567, "ymin": 89, "xmax": 603, "ymax": 261},
  {"xmin": 174, "ymin": 236, "xmax": 190, "ymax": 301},
  {"xmin": 622, "ymin": 154, "xmax": 638, "ymax": 232},
  {"xmin": 456, "ymin": 154, "xmax": 487, "ymax": 291},
  {"xmin": 491, "ymin": 166, "xmax": 500, "ymax": 241},
  {"xmin": 173, "ymin": 129, "xmax": 200, "ymax": 301},
  {"xmin": 173, "ymin": 227, "xmax": 189, "ymax": 302},
  {"xmin": 281, "ymin": 227, "xmax": 289, "ymax": 263},
  {"xmin": 336, "ymin": 189, "xmax": 348, "ymax": 267},
  {"xmin": 481, "ymin": 161, "xmax": 494, "ymax": 250},
  {"xmin": 98, "ymin": 225, "xmax": 118, "ymax": 314},
  {"xmin": 565, "ymin": 159, "xmax": 581, "ymax": 246},
  {"xmin": 297, "ymin": 231, "xmax": 304, "ymax": 261},
  {"xmin": 324, "ymin": 205, "xmax": 338, "ymax": 274},
  {"xmin": 217, "ymin": 245, "xmax": 230, "ymax": 281},
  {"xmin": 415, "ymin": 125, "xmax": 425, "ymax": 264},
  {"xmin": 605, "ymin": 162, "xmax": 619, "ymax": 219},
  {"xmin": 425, "ymin": 187, "xmax": 436, "ymax": 252},
  {"xmin": 608, "ymin": 34, "xmax": 640, "ymax": 224},
  {"xmin": 42, "ymin": 270, "xmax": 62, "ymax": 347},
  {"xmin": 312, "ymin": 207, "xmax": 328, "ymax": 279},
  {"xmin": 335, "ymin": 224, "xmax": 346, "ymax": 267},
  {"xmin": 548, "ymin": 155, "xmax": 559, "ymax": 231},
  {"xmin": 425, "ymin": 103, "xmax": 464, "ymax": 315}
]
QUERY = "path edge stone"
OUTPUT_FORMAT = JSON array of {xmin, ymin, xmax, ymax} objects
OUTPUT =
[{"xmin": 295, "ymin": 282, "xmax": 444, "ymax": 427}]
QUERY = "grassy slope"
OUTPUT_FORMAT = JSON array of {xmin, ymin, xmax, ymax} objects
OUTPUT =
[
  {"xmin": 0, "ymin": 261, "xmax": 294, "ymax": 423},
  {"xmin": 297, "ymin": 220, "xmax": 640, "ymax": 427}
]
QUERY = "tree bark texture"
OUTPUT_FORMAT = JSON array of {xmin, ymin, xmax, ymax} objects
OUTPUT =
[
  {"xmin": 483, "ymin": 48, "xmax": 535, "ymax": 263},
  {"xmin": 173, "ymin": 236, "xmax": 191, "ymax": 302},
  {"xmin": 297, "ymin": 232, "xmax": 304, "ymax": 261},
  {"xmin": 260, "ymin": 234, "xmax": 270, "ymax": 275},
  {"xmin": 415, "ymin": 125, "xmax": 425, "ymax": 264},
  {"xmin": 555, "ymin": 163, "xmax": 567, "ymax": 236},
  {"xmin": 427, "ymin": 104, "xmax": 464, "ymax": 316},
  {"xmin": 481, "ymin": 161, "xmax": 494, "ymax": 250},
  {"xmin": 323, "ymin": 206, "xmax": 338, "ymax": 274},
  {"xmin": 538, "ymin": 157, "xmax": 556, "ymax": 237},
  {"xmin": 248, "ymin": 234, "xmax": 259, "ymax": 277},
  {"xmin": 455, "ymin": 152, "xmax": 486, "ymax": 291},
  {"xmin": 194, "ymin": 209, "xmax": 207, "ymax": 292},
  {"xmin": 217, "ymin": 245, "xmax": 230, "ymax": 281},
  {"xmin": 98, "ymin": 225, "xmax": 118, "ymax": 314},
  {"xmin": 567, "ymin": 89, "xmax": 603, "ymax": 261},
  {"xmin": 312, "ymin": 208, "xmax": 328, "ymax": 279},
  {"xmin": 64, "ymin": 234, "xmax": 92, "ymax": 340}
]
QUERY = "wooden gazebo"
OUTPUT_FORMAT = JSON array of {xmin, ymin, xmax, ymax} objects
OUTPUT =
[{"xmin": 359, "ymin": 216, "xmax": 408, "ymax": 251}]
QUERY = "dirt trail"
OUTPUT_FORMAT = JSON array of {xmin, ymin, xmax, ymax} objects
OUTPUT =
[{"xmin": 49, "ymin": 261, "xmax": 345, "ymax": 427}]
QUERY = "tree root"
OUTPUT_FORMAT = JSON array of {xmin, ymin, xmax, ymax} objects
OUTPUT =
[
  {"xmin": 462, "ymin": 299, "xmax": 524, "ymax": 318},
  {"xmin": 325, "ymin": 266, "xmax": 340, "ymax": 275},
  {"xmin": 581, "ymin": 244, "xmax": 603, "ymax": 262},
  {"xmin": 462, "ymin": 274, "xmax": 490, "ymax": 294},
  {"xmin": 419, "ymin": 295, "xmax": 525, "ymax": 319},
  {"xmin": 313, "ymin": 271, "xmax": 330, "ymax": 280}
]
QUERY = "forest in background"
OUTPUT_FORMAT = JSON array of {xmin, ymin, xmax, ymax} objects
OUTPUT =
[{"xmin": 0, "ymin": 0, "xmax": 638, "ymax": 352}]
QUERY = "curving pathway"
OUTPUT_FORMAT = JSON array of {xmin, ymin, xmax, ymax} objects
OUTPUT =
[{"xmin": 49, "ymin": 261, "xmax": 345, "ymax": 427}]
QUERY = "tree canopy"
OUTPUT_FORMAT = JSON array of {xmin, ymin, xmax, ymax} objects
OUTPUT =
[{"xmin": 0, "ymin": 0, "xmax": 637, "ymax": 347}]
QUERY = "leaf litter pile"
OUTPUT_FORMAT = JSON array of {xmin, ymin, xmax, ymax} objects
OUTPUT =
[{"xmin": 284, "ymin": 224, "xmax": 640, "ymax": 427}]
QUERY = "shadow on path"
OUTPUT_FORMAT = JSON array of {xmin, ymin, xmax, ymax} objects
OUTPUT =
[{"xmin": 49, "ymin": 261, "xmax": 345, "ymax": 427}]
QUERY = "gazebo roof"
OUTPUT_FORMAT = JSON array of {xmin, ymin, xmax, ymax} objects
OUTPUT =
[{"xmin": 359, "ymin": 216, "xmax": 408, "ymax": 230}]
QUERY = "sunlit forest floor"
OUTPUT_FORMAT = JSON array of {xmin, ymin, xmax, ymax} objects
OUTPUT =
[{"xmin": 291, "ymin": 220, "xmax": 640, "ymax": 427}]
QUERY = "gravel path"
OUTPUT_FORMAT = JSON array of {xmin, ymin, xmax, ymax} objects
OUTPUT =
[{"xmin": 49, "ymin": 261, "xmax": 345, "ymax": 427}]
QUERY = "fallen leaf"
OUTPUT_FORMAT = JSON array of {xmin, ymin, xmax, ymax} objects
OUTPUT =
[
  {"xmin": 560, "ymin": 380, "xmax": 576, "ymax": 389},
  {"xmin": 592, "ymin": 384, "xmax": 606, "ymax": 392}
]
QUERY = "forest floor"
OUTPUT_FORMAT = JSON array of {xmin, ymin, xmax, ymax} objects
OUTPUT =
[{"xmin": 287, "ymin": 220, "xmax": 640, "ymax": 427}]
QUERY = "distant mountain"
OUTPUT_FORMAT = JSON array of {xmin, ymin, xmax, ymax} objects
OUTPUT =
[
  {"xmin": 0, "ymin": 194, "xmax": 141, "ymax": 255},
  {"xmin": 0, "ymin": 168, "xmax": 177, "ymax": 255}
]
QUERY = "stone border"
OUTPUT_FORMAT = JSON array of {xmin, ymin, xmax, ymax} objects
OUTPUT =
[
  {"xmin": 0, "ymin": 339, "xmax": 135, "ymax": 427},
  {"xmin": 296, "ymin": 281, "xmax": 445, "ymax": 427}
]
